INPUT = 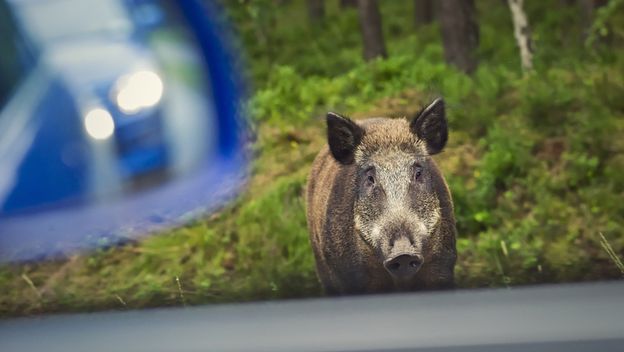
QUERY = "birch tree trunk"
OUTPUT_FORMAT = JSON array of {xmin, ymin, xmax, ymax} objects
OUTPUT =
[{"xmin": 507, "ymin": 0, "xmax": 533, "ymax": 72}]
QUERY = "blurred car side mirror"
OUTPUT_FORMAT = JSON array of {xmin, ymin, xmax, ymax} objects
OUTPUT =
[{"xmin": 0, "ymin": 0, "xmax": 248, "ymax": 262}]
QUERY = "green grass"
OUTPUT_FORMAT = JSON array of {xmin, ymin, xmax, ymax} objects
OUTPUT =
[{"xmin": 1, "ymin": 0, "xmax": 624, "ymax": 317}]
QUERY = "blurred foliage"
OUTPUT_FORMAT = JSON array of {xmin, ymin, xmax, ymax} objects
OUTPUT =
[
  {"xmin": 1, "ymin": 0, "xmax": 624, "ymax": 316},
  {"xmin": 587, "ymin": 0, "xmax": 624, "ymax": 47}
]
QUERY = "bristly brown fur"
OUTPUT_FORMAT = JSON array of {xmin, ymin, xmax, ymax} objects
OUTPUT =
[{"xmin": 306, "ymin": 114, "xmax": 456, "ymax": 295}]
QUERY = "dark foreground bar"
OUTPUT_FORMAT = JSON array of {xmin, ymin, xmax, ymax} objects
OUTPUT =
[{"xmin": 2, "ymin": 281, "xmax": 623, "ymax": 352}]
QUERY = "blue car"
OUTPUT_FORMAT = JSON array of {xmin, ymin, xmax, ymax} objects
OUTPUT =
[{"xmin": 0, "ymin": 0, "xmax": 170, "ymax": 214}]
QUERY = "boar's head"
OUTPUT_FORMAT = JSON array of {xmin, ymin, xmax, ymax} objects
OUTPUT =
[{"xmin": 326, "ymin": 98, "xmax": 452, "ymax": 284}]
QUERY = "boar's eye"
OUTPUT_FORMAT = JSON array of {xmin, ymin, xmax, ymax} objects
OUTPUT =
[
  {"xmin": 364, "ymin": 167, "xmax": 376, "ymax": 187},
  {"xmin": 413, "ymin": 164, "xmax": 423, "ymax": 181}
]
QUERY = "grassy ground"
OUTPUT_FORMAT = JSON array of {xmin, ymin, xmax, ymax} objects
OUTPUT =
[{"xmin": 1, "ymin": 0, "xmax": 624, "ymax": 317}]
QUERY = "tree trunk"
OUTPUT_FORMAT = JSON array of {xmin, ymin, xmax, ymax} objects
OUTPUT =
[
  {"xmin": 580, "ymin": 0, "xmax": 609, "ymax": 42},
  {"xmin": 357, "ymin": 0, "xmax": 387, "ymax": 61},
  {"xmin": 437, "ymin": 0, "xmax": 479, "ymax": 74},
  {"xmin": 414, "ymin": 0, "xmax": 434, "ymax": 27},
  {"xmin": 341, "ymin": 0, "xmax": 357, "ymax": 9},
  {"xmin": 507, "ymin": 0, "xmax": 533, "ymax": 72},
  {"xmin": 307, "ymin": 0, "xmax": 325, "ymax": 24}
]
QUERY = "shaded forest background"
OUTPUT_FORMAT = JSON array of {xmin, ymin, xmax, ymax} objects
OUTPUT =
[{"xmin": 1, "ymin": 0, "xmax": 623, "ymax": 317}]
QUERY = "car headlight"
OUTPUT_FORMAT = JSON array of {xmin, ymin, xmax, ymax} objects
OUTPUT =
[
  {"xmin": 84, "ymin": 108, "xmax": 115, "ymax": 140},
  {"xmin": 114, "ymin": 70, "xmax": 164, "ymax": 114}
]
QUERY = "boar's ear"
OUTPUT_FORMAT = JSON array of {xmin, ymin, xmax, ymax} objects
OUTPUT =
[
  {"xmin": 326, "ymin": 112, "xmax": 364, "ymax": 165},
  {"xmin": 410, "ymin": 98, "xmax": 448, "ymax": 155}
]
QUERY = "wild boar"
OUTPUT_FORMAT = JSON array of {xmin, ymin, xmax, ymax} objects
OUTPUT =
[{"xmin": 306, "ymin": 98, "xmax": 456, "ymax": 295}]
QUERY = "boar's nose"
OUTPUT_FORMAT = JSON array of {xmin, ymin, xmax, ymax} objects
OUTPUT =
[{"xmin": 383, "ymin": 253, "xmax": 423, "ymax": 279}]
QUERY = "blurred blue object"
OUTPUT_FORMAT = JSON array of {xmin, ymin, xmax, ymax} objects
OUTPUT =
[{"xmin": 0, "ymin": 0, "xmax": 249, "ymax": 262}]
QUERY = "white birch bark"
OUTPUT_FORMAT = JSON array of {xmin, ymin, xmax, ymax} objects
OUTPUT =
[{"xmin": 507, "ymin": 0, "xmax": 533, "ymax": 72}]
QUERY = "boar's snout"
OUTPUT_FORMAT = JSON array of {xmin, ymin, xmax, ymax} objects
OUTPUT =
[
  {"xmin": 383, "ymin": 236, "xmax": 423, "ymax": 279},
  {"xmin": 384, "ymin": 253, "xmax": 423, "ymax": 279}
]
